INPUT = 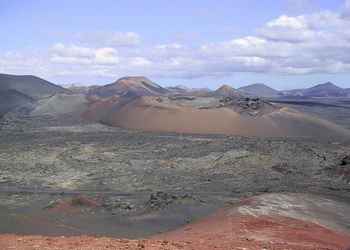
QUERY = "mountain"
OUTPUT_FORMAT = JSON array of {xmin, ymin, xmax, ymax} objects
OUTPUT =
[
  {"xmin": 88, "ymin": 76, "xmax": 170, "ymax": 98},
  {"xmin": 0, "ymin": 73, "xmax": 68, "ymax": 117},
  {"xmin": 213, "ymin": 84, "xmax": 242, "ymax": 98},
  {"xmin": 346, "ymin": 88, "xmax": 350, "ymax": 97},
  {"xmin": 0, "ymin": 89, "xmax": 34, "ymax": 117},
  {"xmin": 302, "ymin": 82, "xmax": 346, "ymax": 97},
  {"xmin": 282, "ymin": 82, "xmax": 348, "ymax": 98},
  {"xmin": 238, "ymin": 83, "xmax": 280, "ymax": 97},
  {"xmin": 0, "ymin": 73, "xmax": 67, "ymax": 100}
]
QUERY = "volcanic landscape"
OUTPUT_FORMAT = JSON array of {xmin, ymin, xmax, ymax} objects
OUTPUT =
[{"xmin": 1, "ymin": 73, "xmax": 350, "ymax": 249}]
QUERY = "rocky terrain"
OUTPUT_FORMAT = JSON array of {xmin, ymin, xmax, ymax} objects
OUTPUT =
[
  {"xmin": 1, "ymin": 112, "xmax": 350, "ymax": 232},
  {"xmin": 1, "ymin": 193, "xmax": 350, "ymax": 250},
  {"xmin": 0, "ymin": 74, "xmax": 350, "ymax": 249}
]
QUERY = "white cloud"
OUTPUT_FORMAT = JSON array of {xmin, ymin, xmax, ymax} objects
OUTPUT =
[
  {"xmin": 50, "ymin": 43, "xmax": 119, "ymax": 65},
  {"xmin": 0, "ymin": 51, "xmax": 50, "ymax": 76},
  {"xmin": 3, "ymin": 2, "xmax": 350, "ymax": 81},
  {"xmin": 51, "ymin": 43, "xmax": 94, "ymax": 58},
  {"xmin": 266, "ymin": 15, "xmax": 307, "ymax": 29},
  {"xmin": 95, "ymin": 48, "xmax": 119, "ymax": 65},
  {"xmin": 199, "ymin": 10, "xmax": 350, "ymax": 75}
]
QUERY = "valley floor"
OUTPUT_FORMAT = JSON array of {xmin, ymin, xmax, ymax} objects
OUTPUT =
[{"xmin": 0, "ymin": 115, "xmax": 349, "ymax": 249}]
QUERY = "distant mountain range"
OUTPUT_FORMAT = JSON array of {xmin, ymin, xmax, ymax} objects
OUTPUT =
[
  {"xmin": 1, "ymin": 73, "xmax": 349, "ymax": 118},
  {"xmin": 65, "ymin": 76, "xmax": 349, "ymax": 99}
]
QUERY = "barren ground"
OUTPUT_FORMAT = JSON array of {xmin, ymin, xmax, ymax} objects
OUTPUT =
[{"xmin": 0, "ymin": 106, "xmax": 350, "ymax": 249}]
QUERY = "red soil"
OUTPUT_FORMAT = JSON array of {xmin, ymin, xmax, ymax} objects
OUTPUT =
[{"xmin": 1, "ymin": 209, "xmax": 349, "ymax": 250}]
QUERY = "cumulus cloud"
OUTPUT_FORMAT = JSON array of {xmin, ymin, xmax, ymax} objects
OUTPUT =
[
  {"xmin": 0, "ymin": 51, "xmax": 49, "ymax": 76},
  {"xmin": 95, "ymin": 48, "xmax": 120, "ymax": 64},
  {"xmin": 50, "ymin": 43, "xmax": 119, "ymax": 65},
  {"xmin": 199, "ymin": 10, "xmax": 350, "ymax": 75},
  {"xmin": 3, "ymin": 2, "xmax": 350, "ymax": 80}
]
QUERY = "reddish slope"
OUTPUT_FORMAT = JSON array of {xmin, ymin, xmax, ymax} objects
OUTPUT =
[
  {"xmin": 1, "ymin": 193, "xmax": 349, "ymax": 250},
  {"xmin": 1, "ymin": 215, "xmax": 348, "ymax": 250},
  {"xmin": 84, "ymin": 95, "xmax": 350, "ymax": 138}
]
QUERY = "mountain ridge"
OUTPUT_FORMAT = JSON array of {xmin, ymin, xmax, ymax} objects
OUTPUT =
[{"xmin": 0, "ymin": 73, "xmax": 67, "ymax": 100}]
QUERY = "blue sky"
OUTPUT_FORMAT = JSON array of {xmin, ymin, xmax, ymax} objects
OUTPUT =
[{"xmin": 1, "ymin": 0, "xmax": 350, "ymax": 89}]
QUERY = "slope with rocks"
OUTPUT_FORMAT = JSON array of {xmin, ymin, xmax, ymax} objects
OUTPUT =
[{"xmin": 1, "ymin": 193, "xmax": 349, "ymax": 250}]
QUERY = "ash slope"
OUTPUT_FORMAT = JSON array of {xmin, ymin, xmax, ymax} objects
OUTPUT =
[{"xmin": 84, "ymin": 95, "xmax": 350, "ymax": 139}]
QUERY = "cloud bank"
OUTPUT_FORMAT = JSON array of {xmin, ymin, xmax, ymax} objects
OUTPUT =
[{"xmin": 1, "ymin": 1, "xmax": 350, "ymax": 81}]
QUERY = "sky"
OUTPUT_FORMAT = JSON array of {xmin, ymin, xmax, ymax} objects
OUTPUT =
[{"xmin": 1, "ymin": 0, "xmax": 350, "ymax": 90}]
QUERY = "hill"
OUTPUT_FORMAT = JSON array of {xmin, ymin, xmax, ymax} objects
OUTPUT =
[
  {"xmin": 84, "ymin": 95, "xmax": 350, "ymax": 139},
  {"xmin": 238, "ymin": 83, "xmax": 280, "ymax": 97},
  {"xmin": 282, "ymin": 82, "xmax": 348, "ymax": 98},
  {"xmin": 346, "ymin": 88, "xmax": 350, "ymax": 97},
  {"xmin": 213, "ymin": 85, "xmax": 242, "ymax": 97},
  {"xmin": 0, "ymin": 73, "xmax": 67, "ymax": 100},
  {"xmin": 31, "ymin": 93, "xmax": 88, "ymax": 117},
  {"xmin": 0, "ymin": 89, "xmax": 34, "ymax": 117},
  {"xmin": 302, "ymin": 82, "xmax": 346, "ymax": 97},
  {"xmin": 88, "ymin": 76, "xmax": 170, "ymax": 98}
]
